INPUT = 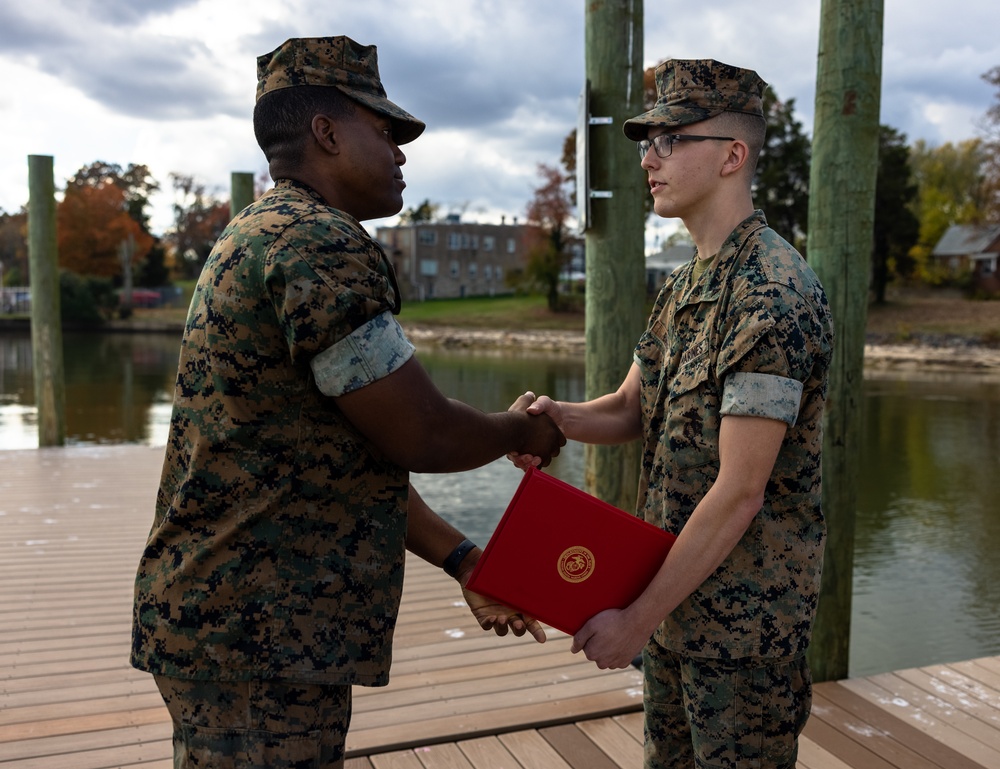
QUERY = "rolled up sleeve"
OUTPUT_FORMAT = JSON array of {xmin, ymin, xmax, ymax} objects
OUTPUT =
[
  {"xmin": 310, "ymin": 311, "xmax": 415, "ymax": 396},
  {"xmin": 721, "ymin": 371, "xmax": 803, "ymax": 426}
]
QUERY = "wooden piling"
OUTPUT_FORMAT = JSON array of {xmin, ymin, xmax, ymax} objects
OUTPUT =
[
  {"xmin": 27, "ymin": 154, "xmax": 66, "ymax": 447},
  {"xmin": 806, "ymin": 0, "xmax": 884, "ymax": 682},
  {"xmin": 582, "ymin": 0, "xmax": 646, "ymax": 510},
  {"xmin": 230, "ymin": 171, "xmax": 255, "ymax": 219}
]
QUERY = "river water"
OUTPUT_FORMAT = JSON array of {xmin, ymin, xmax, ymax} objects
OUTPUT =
[{"xmin": 1, "ymin": 330, "xmax": 998, "ymax": 678}]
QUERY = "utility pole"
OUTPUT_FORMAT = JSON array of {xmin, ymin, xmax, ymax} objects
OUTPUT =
[
  {"xmin": 806, "ymin": 0, "xmax": 884, "ymax": 682},
  {"xmin": 582, "ymin": 0, "xmax": 646, "ymax": 509},
  {"xmin": 119, "ymin": 232, "xmax": 135, "ymax": 316},
  {"xmin": 27, "ymin": 154, "xmax": 66, "ymax": 446}
]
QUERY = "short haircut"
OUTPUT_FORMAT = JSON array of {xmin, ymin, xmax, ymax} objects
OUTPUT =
[
  {"xmin": 710, "ymin": 110, "xmax": 767, "ymax": 181},
  {"xmin": 253, "ymin": 85, "xmax": 357, "ymax": 167}
]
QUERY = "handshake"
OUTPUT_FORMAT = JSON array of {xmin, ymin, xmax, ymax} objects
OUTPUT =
[{"xmin": 506, "ymin": 390, "xmax": 564, "ymax": 468}]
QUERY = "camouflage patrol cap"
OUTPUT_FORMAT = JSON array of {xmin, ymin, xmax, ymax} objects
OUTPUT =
[
  {"xmin": 623, "ymin": 59, "xmax": 766, "ymax": 140},
  {"xmin": 256, "ymin": 36, "xmax": 425, "ymax": 145}
]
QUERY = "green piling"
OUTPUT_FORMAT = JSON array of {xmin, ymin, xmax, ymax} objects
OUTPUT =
[{"xmin": 27, "ymin": 155, "xmax": 66, "ymax": 447}]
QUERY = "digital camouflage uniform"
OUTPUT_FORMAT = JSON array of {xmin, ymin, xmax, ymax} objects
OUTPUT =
[
  {"xmin": 636, "ymin": 211, "xmax": 833, "ymax": 661},
  {"xmin": 131, "ymin": 177, "xmax": 415, "ymax": 687},
  {"xmin": 634, "ymin": 212, "xmax": 834, "ymax": 767},
  {"xmin": 624, "ymin": 59, "xmax": 835, "ymax": 768},
  {"xmin": 131, "ymin": 34, "xmax": 428, "ymax": 768}
]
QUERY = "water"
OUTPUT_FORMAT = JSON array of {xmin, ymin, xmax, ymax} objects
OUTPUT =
[{"xmin": 2, "ymin": 330, "xmax": 999, "ymax": 678}]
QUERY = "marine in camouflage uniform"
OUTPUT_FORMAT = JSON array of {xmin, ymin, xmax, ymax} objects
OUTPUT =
[
  {"xmin": 131, "ymin": 36, "xmax": 562, "ymax": 769},
  {"xmin": 132, "ymin": 179, "xmax": 414, "ymax": 685},
  {"xmin": 517, "ymin": 59, "xmax": 834, "ymax": 768},
  {"xmin": 635, "ymin": 209, "xmax": 833, "ymax": 768}
]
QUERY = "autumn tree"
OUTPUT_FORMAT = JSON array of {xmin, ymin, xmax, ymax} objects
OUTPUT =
[
  {"xmin": 66, "ymin": 162, "xmax": 160, "ymax": 232},
  {"xmin": 871, "ymin": 126, "xmax": 920, "ymax": 302},
  {"xmin": 58, "ymin": 182, "xmax": 154, "ymax": 278},
  {"xmin": 979, "ymin": 66, "xmax": 1000, "ymax": 222},
  {"xmin": 169, "ymin": 173, "xmax": 232, "ymax": 279},
  {"xmin": 57, "ymin": 161, "xmax": 160, "ymax": 287},
  {"xmin": 524, "ymin": 163, "xmax": 575, "ymax": 311}
]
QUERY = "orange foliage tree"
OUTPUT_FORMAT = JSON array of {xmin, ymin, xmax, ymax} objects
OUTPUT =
[
  {"xmin": 58, "ymin": 183, "xmax": 153, "ymax": 278},
  {"xmin": 168, "ymin": 173, "xmax": 233, "ymax": 279},
  {"xmin": 524, "ymin": 163, "xmax": 575, "ymax": 311}
]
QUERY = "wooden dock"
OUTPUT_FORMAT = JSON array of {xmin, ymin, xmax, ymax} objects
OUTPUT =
[{"xmin": 1, "ymin": 444, "xmax": 999, "ymax": 768}]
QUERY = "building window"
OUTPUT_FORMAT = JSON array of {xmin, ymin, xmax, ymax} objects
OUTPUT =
[
  {"xmin": 507, "ymin": 238, "xmax": 516, "ymax": 254},
  {"xmin": 484, "ymin": 265, "xmax": 493, "ymax": 281},
  {"xmin": 495, "ymin": 266, "xmax": 503, "ymax": 282},
  {"xmin": 468, "ymin": 263, "xmax": 477, "ymax": 278},
  {"xmin": 419, "ymin": 259, "xmax": 438, "ymax": 277},
  {"xmin": 448, "ymin": 233, "xmax": 461, "ymax": 250},
  {"xmin": 483, "ymin": 236, "xmax": 495, "ymax": 251},
  {"xmin": 450, "ymin": 260, "xmax": 459, "ymax": 278},
  {"xmin": 418, "ymin": 230, "xmax": 437, "ymax": 246},
  {"xmin": 983, "ymin": 256, "xmax": 997, "ymax": 275}
]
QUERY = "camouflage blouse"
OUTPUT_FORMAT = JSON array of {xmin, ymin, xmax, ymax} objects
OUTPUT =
[
  {"xmin": 131, "ymin": 179, "xmax": 415, "ymax": 686},
  {"xmin": 635, "ymin": 211, "xmax": 835, "ymax": 661}
]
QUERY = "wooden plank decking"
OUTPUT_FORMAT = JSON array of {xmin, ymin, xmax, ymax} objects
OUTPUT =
[{"xmin": 1, "ymin": 445, "xmax": 999, "ymax": 768}]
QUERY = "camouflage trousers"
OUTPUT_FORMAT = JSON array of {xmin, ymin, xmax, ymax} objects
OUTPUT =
[
  {"xmin": 154, "ymin": 676, "xmax": 352, "ymax": 769},
  {"xmin": 642, "ymin": 641, "xmax": 811, "ymax": 769}
]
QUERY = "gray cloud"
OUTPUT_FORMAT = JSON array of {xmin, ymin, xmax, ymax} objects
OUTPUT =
[{"xmin": 1, "ymin": 0, "xmax": 997, "ymax": 231}]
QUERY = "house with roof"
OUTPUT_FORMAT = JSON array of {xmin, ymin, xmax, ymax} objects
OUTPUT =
[
  {"xmin": 932, "ymin": 224, "xmax": 1000, "ymax": 296},
  {"xmin": 645, "ymin": 243, "xmax": 695, "ymax": 295}
]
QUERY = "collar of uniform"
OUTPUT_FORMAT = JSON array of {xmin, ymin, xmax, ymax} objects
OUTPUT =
[
  {"xmin": 272, "ymin": 177, "xmax": 368, "ymax": 230},
  {"xmin": 273, "ymin": 177, "xmax": 326, "ymax": 203},
  {"xmin": 673, "ymin": 210, "xmax": 769, "ymax": 308}
]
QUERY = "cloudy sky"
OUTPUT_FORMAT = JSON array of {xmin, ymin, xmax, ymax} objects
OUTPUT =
[{"xmin": 1, "ymin": 0, "xmax": 998, "ymax": 247}]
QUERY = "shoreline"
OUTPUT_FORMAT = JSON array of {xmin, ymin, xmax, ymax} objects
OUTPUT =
[
  {"xmin": 402, "ymin": 324, "xmax": 1000, "ymax": 376},
  {"xmin": 3, "ymin": 317, "xmax": 999, "ymax": 376}
]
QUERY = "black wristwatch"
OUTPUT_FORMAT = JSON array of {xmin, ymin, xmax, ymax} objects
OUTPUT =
[{"xmin": 442, "ymin": 538, "xmax": 477, "ymax": 578}]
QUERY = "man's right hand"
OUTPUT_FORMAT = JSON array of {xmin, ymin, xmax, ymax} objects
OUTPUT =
[
  {"xmin": 510, "ymin": 391, "xmax": 565, "ymax": 466},
  {"xmin": 507, "ymin": 392, "xmax": 564, "ymax": 468}
]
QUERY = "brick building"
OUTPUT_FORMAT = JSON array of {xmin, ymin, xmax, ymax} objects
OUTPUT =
[{"xmin": 376, "ymin": 217, "xmax": 544, "ymax": 301}]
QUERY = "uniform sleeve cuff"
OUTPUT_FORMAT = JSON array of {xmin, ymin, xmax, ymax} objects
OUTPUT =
[
  {"xmin": 720, "ymin": 372, "xmax": 803, "ymax": 427},
  {"xmin": 310, "ymin": 311, "xmax": 415, "ymax": 396}
]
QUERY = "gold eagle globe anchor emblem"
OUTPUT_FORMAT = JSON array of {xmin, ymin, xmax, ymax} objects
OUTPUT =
[{"xmin": 557, "ymin": 546, "xmax": 596, "ymax": 583}]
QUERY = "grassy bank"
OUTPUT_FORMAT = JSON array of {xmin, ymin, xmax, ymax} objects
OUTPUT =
[
  {"xmin": 399, "ymin": 294, "xmax": 586, "ymax": 331},
  {"xmin": 134, "ymin": 292, "xmax": 588, "ymax": 333}
]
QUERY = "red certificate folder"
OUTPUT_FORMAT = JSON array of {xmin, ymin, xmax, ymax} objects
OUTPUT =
[{"xmin": 466, "ymin": 467, "xmax": 676, "ymax": 635}]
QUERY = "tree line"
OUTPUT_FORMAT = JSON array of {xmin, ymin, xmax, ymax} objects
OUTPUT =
[
  {"xmin": 2, "ymin": 65, "xmax": 998, "ymax": 316},
  {"xmin": 0, "ymin": 164, "xmax": 258, "ymax": 320}
]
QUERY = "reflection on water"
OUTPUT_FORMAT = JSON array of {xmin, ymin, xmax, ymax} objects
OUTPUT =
[
  {"xmin": 0, "ymin": 331, "xmax": 179, "ymax": 448},
  {"xmin": 1, "ymin": 331, "xmax": 999, "ymax": 677},
  {"xmin": 852, "ymin": 377, "xmax": 1000, "ymax": 676}
]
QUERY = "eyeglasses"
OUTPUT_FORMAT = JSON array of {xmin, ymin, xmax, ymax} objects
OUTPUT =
[{"xmin": 637, "ymin": 133, "xmax": 736, "ymax": 159}]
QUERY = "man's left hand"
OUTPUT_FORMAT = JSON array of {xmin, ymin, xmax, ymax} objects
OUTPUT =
[
  {"xmin": 462, "ymin": 587, "xmax": 547, "ymax": 644},
  {"xmin": 571, "ymin": 608, "xmax": 647, "ymax": 669}
]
